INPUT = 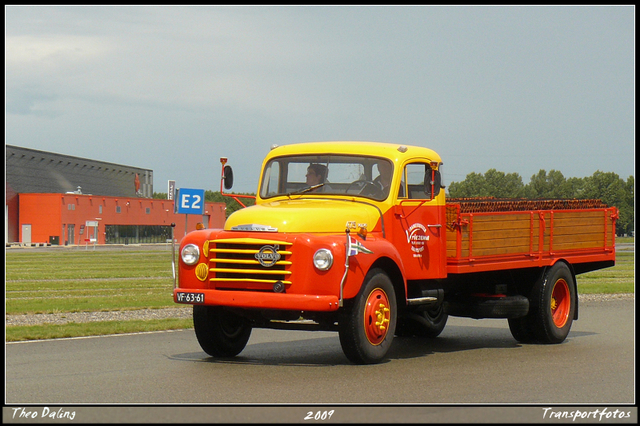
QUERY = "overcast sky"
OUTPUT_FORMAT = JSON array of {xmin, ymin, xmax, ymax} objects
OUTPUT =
[{"xmin": 5, "ymin": 5, "xmax": 635, "ymax": 194}]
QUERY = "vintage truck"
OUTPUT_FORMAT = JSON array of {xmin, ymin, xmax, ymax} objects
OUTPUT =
[{"xmin": 172, "ymin": 141, "xmax": 617, "ymax": 364}]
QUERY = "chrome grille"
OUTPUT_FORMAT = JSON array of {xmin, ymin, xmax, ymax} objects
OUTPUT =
[{"xmin": 207, "ymin": 239, "xmax": 292, "ymax": 289}]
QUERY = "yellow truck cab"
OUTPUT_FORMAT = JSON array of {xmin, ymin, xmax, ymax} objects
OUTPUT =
[{"xmin": 174, "ymin": 141, "xmax": 616, "ymax": 364}]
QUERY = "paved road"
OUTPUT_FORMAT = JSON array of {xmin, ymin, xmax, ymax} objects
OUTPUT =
[{"xmin": 6, "ymin": 297, "xmax": 634, "ymax": 407}]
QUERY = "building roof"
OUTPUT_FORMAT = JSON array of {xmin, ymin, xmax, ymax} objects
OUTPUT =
[{"xmin": 6, "ymin": 145, "xmax": 154, "ymax": 198}]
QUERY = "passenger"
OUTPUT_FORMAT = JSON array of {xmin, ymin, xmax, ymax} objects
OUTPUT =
[
  {"xmin": 372, "ymin": 160, "xmax": 403, "ymax": 198},
  {"xmin": 373, "ymin": 161, "xmax": 393, "ymax": 194}
]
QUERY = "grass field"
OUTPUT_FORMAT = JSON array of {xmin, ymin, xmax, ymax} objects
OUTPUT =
[
  {"xmin": 578, "ymin": 250, "xmax": 635, "ymax": 294},
  {"xmin": 5, "ymin": 241, "xmax": 635, "ymax": 341},
  {"xmin": 5, "ymin": 246, "xmax": 188, "ymax": 341},
  {"xmin": 6, "ymin": 248, "xmax": 176, "ymax": 315}
]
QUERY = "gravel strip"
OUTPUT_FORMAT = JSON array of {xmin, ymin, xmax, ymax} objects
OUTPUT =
[
  {"xmin": 5, "ymin": 294, "xmax": 633, "ymax": 327},
  {"xmin": 5, "ymin": 307, "xmax": 192, "ymax": 327},
  {"xmin": 577, "ymin": 293, "xmax": 635, "ymax": 302}
]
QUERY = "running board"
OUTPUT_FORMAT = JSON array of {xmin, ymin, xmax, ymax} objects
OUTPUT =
[
  {"xmin": 407, "ymin": 296, "xmax": 438, "ymax": 306},
  {"xmin": 406, "ymin": 288, "xmax": 444, "ymax": 306}
]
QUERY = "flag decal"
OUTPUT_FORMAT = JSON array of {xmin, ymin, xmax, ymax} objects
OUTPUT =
[{"xmin": 348, "ymin": 236, "xmax": 373, "ymax": 256}]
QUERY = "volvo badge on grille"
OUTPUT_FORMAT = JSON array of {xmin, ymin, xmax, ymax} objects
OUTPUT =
[{"xmin": 255, "ymin": 245, "xmax": 281, "ymax": 267}]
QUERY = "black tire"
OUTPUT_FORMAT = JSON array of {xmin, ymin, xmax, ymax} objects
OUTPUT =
[
  {"xmin": 396, "ymin": 305, "xmax": 448, "ymax": 338},
  {"xmin": 508, "ymin": 315, "xmax": 537, "ymax": 343},
  {"xmin": 508, "ymin": 262, "xmax": 576, "ymax": 344},
  {"xmin": 193, "ymin": 305, "xmax": 252, "ymax": 357},
  {"xmin": 339, "ymin": 269, "xmax": 397, "ymax": 364}
]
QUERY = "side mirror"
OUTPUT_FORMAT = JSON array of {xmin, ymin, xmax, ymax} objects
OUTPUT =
[
  {"xmin": 432, "ymin": 170, "xmax": 442, "ymax": 197},
  {"xmin": 424, "ymin": 169, "xmax": 443, "ymax": 198},
  {"xmin": 223, "ymin": 165, "xmax": 234, "ymax": 190}
]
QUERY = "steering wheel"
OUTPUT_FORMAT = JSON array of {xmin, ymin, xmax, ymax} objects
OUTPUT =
[{"xmin": 346, "ymin": 180, "xmax": 384, "ymax": 198}]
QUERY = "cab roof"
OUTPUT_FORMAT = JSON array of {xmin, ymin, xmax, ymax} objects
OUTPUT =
[{"xmin": 265, "ymin": 141, "xmax": 442, "ymax": 164}]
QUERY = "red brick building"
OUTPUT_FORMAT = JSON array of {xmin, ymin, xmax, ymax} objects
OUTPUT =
[
  {"xmin": 17, "ymin": 193, "xmax": 225, "ymax": 245},
  {"xmin": 6, "ymin": 145, "xmax": 226, "ymax": 245}
]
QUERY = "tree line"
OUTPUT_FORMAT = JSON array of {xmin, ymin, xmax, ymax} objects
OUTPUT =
[
  {"xmin": 447, "ymin": 169, "xmax": 634, "ymax": 236},
  {"xmin": 152, "ymin": 190, "xmax": 255, "ymax": 217},
  {"xmin": 203, "ymin": 190, "xmax": 256, "ymax": 216},
  {"xmin": 154, "ymin": 169, "xmax": 634, "ymax": 236}
]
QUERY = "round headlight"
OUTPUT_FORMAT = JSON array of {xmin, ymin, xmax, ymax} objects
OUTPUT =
[
  {"xmin": 181, "ymin": 244, "xmax": 200, "ymax": 265},
  {"xmin": 313, "ymin": 248, "xmax": 334, "ymax": 271}
]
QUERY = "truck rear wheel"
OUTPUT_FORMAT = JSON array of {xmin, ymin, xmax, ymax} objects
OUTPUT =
[
  {"xmin": 508, "ymin": 314, "xmax": 536, "ymax": 343},
  {"xmin": 193, "ymin": 305, "xmax": 252, "ymax": 357},
  {"xmin": 339, "ymin": 269, "xmax": 397, "ymax": 364},
  {"xmin": 508, "ymin": 262, "xmax": 576, "ymax": 344}
]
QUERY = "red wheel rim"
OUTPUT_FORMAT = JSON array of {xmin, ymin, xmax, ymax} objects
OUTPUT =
[
  {"xmin": 550, "ymin": 278, "xmax": 571, "ymax": 328},
  {"xmin": 363, "ymin": 288, "xmax": 391, "ymax": 345}
]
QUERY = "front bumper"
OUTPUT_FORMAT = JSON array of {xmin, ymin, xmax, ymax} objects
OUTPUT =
[{"xmin": 173, "ymin": 288, "xmax": 341, "ymax": 312}]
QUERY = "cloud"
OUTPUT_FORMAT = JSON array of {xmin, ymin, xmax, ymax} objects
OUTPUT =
[
  {"xmin": 5, "ymin": 5, "xmax": 635, "ymax": 194},
  {"xmin": 5, "ymin": 88, "xmax": 60, "ymax": 117}
]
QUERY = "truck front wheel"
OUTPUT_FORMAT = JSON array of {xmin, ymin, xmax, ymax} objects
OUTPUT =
[
  {"xmin": 339, "ymin": 269, "xmax": 397, "ymax": 364},
  {"xmin": 508, "ymin": 262, "xmax": 576, "ymax": 344},
  {"xmin": 193, "ymin": 305, "xmax": 252, "ymax": 357}
]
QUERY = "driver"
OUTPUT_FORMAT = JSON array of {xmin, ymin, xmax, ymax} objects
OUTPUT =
[{"xmin": 306, "ymin": 164, "xmax": 328, "ymax": 192}]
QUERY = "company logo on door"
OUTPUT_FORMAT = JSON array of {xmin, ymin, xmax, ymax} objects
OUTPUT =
[{"xmin": 406, "ymin": 223, "xmax": 429, "ymax": 257}]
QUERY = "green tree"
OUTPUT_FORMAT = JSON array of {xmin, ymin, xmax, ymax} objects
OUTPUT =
[
  {"xmin": 582, "ymin": 171, "xmax": 626, "ymax": 207},
  {"xmin": 448, "ymin": 168, "xmax": 634, "ymax": 236},
  {"xmin": 485, "ymin": 169, "xmax": 524, "ymax": 198},
  {"xmin": 152, "ymin": 190, "xmax": 256, "ymax": 218},
  {"xmin": 448, "ymin": 169, "xmax": 523, "ymax": 198},
  {"xmin": 565, "ymin": 177, "xmax": 586, "ymax": 199},
  {"xmin": 448, "ymin": 172, "xmax": 487, "ymax": 198},
  {"xmin": 560, "ymin": 170, "xmax": 631, "ymax": 236},
  {"xmin": 205, "ymin": 190, "xmax": 256, "ymax": 217},
  {"xmin": 524, "ymin": 170, "xmax": 575, "ymax": 199},
  {"xmin": 620, "ymin": 176, "xmax": 635, "ymax": 236}
]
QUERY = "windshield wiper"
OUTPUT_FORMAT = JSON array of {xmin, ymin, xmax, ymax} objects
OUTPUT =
[{"xmin": 287, "ymin": 183, "xmax": 324, "ymax": 197}]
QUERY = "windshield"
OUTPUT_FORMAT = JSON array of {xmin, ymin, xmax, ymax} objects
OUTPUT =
[{"xmin": 260, "ymin": 155, "xmax": 394, "ymax": 201}]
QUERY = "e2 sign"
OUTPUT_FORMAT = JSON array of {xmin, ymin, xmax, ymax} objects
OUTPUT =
[{"xmin": 175, "ymin": 188, "xmax": 205, "ymax": 215}]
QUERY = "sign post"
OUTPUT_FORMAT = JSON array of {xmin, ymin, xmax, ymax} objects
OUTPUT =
[
  {"xmin": 175, "ymin": 188, "xmax": 205, "ymax": 236},
  {"xmin": 85, "ymin": 220, "xmax": 99, "ymax": 250},
  {"xmin": 168, "ymin": 180, "xmax": 176, "ymax": 200}
]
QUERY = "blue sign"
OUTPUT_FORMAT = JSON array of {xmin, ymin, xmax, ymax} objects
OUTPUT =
[{"xmin": 175, "ymin": 188, "xmax": 205, "ymax": 215}]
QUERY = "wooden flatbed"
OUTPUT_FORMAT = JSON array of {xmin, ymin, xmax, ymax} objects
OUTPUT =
[{"xmin": 445, "ymin": 199, "xmax": 617, "ymax": 274}]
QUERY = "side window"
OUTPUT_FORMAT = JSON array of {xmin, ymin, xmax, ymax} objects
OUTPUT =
[
  {"xmin": 260, "ymin": 161, "xmax": 281, "ymax": 197},
  {"xmin": 287, "ymin": 163, "xmax": 308, "ymax": 184},
  {"xmin": 403, "ymin": 163, "xmax": 443, "ymax": 200},
  {"xmin": 405, "ymin": 163, "xmax": 429, "ymax": 200}
]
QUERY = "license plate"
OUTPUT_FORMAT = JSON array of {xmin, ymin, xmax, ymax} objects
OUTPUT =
[{"xmin": 176, "ymin": 292, "xmax": 205, "ymax": 304}]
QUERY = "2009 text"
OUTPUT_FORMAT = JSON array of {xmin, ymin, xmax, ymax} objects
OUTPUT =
[{"xmin": 304, "ymin": 410, "xmax": 335, "ymax": 421}]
